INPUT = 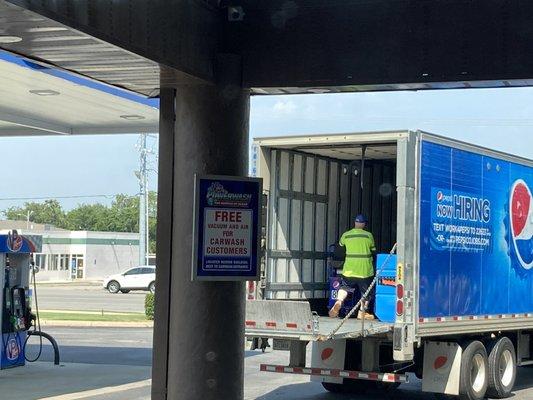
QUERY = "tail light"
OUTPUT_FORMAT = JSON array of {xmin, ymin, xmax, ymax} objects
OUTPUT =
[
  {"xmin": 247, "ymin": 281, "xmax": 255, "ymax": 300},
  {"xmin": 396, "ymin": 284, "xmax": 404, "ymax": 316},
  {"xmin": 396, "ymin": 284, "xmax": 404, "ymax": 299},
  {"xmin": 396, "ymin": 300, "xmax": 404, "ymax": 316}
]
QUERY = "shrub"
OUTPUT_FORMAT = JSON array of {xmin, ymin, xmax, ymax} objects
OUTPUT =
[{"xmin": 145, "ymin": 293, "xmax": 155, "ymax": 320}]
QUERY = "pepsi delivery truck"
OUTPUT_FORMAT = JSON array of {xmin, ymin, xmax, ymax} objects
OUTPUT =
[{"xmin": 245, "ymin": 131, "xmax": 533, "ymax": 400}]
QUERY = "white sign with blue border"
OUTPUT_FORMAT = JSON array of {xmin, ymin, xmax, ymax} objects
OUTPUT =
[{"xmin": 192, "ymin": 175, "xmax": 262, "ymax": 281}]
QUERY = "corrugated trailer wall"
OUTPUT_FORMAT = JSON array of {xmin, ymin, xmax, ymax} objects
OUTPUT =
[
  {"xmin": 267, "ymin": 149, "xmax": 336, "ymax": 300},
  {"xmin": 266, "ymin": 148, "xmax": 397, "ymax": 305},
  {"xmin": 349, "ymin": 161, "xmax": 397, "ymax": 253}
]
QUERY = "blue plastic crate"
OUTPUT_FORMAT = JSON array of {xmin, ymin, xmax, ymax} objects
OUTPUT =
[{"xmin": 375, "ymin": 254, "xmax": 397, "ymax": 323}]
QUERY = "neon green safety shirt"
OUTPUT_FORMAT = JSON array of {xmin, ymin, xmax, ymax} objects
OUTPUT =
[{"xmin": 339, "ymin": 228, "xmax": 376, "ymax": 278}]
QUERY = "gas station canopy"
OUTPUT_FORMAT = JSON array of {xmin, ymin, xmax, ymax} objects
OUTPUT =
[
  {"xmin": 3, "ymin": 0, "xmax": 533, "ymax": 96},
  {"xmin": 0, "ymin": 45, "xmax": 158, "ymax": 137}
]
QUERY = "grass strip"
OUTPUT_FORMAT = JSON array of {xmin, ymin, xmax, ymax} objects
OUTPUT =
[{"xmin": 39, "ymin": 311, "xmax": 148, "ymax": 322}]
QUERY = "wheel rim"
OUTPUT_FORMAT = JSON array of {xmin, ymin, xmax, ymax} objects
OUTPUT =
[
  {"xmin": 150, "ymin": 284, "xmax": 155, "ymax": 293},
  {"xmin": 470, "ymin": 353, "xmax": 486, "ymax": 393},
  {"xmin": 499, "ymin": 349, "xmax": 514, "ymax": 387},
  {"xmin": 109, "ymin": 283, "xmax": 118, "ymax": 292}
]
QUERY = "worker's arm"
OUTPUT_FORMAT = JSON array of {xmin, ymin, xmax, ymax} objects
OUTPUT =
[
  {"xmin": 335, "ymin": 233, "xmax": 347, "ymax": 265},
  {"xmin": 339, "ymin": 233, "xmax": 346, "ymax": 247},
  {"xmin": 369, "ymin": 232, "xmax": 377, "ymax": 255},
  {"xmin": 369, "ymin": 233, "xmax": 378, "ymax": 271}
]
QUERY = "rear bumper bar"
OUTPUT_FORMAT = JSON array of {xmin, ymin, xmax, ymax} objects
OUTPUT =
[{"xmin": 260, "ymin": 364, "xmax": 408, "ymax": 383}]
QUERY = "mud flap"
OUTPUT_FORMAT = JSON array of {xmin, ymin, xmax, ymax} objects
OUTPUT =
[
  {"xmin": 311, "ymin": 340, "xmax": 346, "ymax": 384},
  {"xmin": 422, "ymin": 341, "xmax": 461, "ymax": 395}
]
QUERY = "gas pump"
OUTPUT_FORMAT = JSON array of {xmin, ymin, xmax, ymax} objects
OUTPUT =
[{"xmin": 0, "ymin": 230, "xmax": 41, "ymax": 369}]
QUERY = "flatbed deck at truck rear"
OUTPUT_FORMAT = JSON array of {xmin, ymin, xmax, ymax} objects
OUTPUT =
[
  {"xmin": 318, "ymin": 317, "xmax": 392, "ymax": 340},
  {"xmin": 245, "ymin": 300, "xmax": 393, "ymax": 341}
]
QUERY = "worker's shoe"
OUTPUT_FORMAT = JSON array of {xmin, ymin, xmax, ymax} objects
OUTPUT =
[
  {"xmin": 357, "ymin": 311, "xmax": 376, "ymax": 320},
  {"xmin": 329, "ymin": 301, "xmax": 343, "ymax": 318}
]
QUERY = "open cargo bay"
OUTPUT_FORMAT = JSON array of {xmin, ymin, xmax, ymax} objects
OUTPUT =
[{"xmin": 257, "ymin": 132, "xmax": 398, "ymax": 312}]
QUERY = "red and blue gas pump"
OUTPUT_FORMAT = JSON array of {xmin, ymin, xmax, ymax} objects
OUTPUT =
[{"xmin": 0, "ymin": 231, "xmax": 41, "ymax": 369}]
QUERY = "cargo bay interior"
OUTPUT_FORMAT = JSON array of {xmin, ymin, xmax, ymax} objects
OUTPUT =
[{"xmin": 257, "ymin": 133, "xmax": 399, "ymax": 313}]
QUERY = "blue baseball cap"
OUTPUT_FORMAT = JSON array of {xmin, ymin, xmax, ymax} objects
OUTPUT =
[{"xmin": 355, "ymin": 214, "xmax": 368, "ymax": 223}]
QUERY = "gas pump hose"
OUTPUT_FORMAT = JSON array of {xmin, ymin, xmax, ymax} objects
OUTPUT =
[{"xmin": 23, "ymin": 264, "xmax": 60, "ymax": 365}]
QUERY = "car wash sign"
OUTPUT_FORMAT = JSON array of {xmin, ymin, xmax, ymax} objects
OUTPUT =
[{"xmin": 192, "ymin": 175, "xmax": 262, "ymax": 281}]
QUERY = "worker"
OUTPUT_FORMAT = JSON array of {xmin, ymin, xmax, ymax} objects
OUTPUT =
[{"xmin": 329, "ymin": 214, "xmax": 376, "ymax": 320}]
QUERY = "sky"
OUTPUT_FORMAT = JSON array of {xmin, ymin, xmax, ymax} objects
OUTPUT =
[{"xmin": 0, "ymin": 87, "xmax": 532, "ymax": 212}]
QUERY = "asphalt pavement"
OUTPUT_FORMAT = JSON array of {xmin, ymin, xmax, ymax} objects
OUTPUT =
[
  {"xmin": 25, "ymin": 327, "xmax": 153, "ymax": 366},
  {"xmin": 11, "ymin": 326, "xmax": 533, "ymax": 400},
  {"xmin": 14, "ymin": 285, "xmax": 533, "ymax": 399},
  {"xmin": 34, "ymin": 283, "xmax": 146, "ymax": 313}
]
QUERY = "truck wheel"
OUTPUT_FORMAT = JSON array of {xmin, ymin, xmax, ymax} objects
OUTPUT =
[
  {"xmin": 459, "ymin": 340, "xmax": 488, "ymax": 400},
  {"xmin": 343, "ymin": 380, "xmax": 376, "ymax": 394},
  {"xmin": 149, "ymin": 282, "xmax": 156, "ymax": 294},
  {"xmin": 321, "ymin": 380, "xmax": 373, "ymax": 394},
  {"xmin": 487, "ymin": 337, "xmax": 516, "ymax": 398},
  {"xmin": 321, "ymin": 382, "xmax": 344, "ymax": 393},
  {"xmin": 372, "ymin": 381, "xmax": 401, "ymax": 392}
]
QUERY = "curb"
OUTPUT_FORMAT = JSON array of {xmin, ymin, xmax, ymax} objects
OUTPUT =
[
  {"xmin": 39, "ymin": 320, "xmax": 154, "ymax": 328},
  {"xmin": 36, "ymin": 281, "xmax": 102, "ymax": 286}
]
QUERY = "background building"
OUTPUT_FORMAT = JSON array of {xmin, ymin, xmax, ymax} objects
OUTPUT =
[{"xmin": 0, "ymin": 221, "xmax": 139, "ymax": 282}]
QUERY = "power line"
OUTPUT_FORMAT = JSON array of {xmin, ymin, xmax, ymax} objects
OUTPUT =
[{"xmin": 0, "ymin": 194, "xmax": 132, "ymax": 202}]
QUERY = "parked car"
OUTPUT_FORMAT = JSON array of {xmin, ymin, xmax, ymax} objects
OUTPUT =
[{"xmin": 103, "ymin": 266, "xmax": 156, "ymax": 294}]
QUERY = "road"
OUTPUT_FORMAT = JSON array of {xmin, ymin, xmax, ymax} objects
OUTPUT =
[
  {"xmin": 21, "ymin": 326, "xmax": 533, "ymax": 400},
  {"xmin": 23, "ymin": 286, "xmax": 533, "ymax": 399},
  {"xmin": 25, "ymin": 327, "xmax": 152, "ymax": 366},
  {"xmin": 35, "ymin": 283, "xmax": 145, "ymax": 313}
]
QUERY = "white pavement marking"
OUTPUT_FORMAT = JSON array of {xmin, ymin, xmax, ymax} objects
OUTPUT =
[{"xmin": 39, "ymin": 379, "xmax": 152, "ymax": 400}]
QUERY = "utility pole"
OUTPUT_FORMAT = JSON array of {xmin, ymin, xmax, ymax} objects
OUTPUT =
[
  {"xmin": 17, "ymin": 210, "xmax": 33, "ymax": 230},
  {"xmin": 138, "ymin": 134, "xmax": 148, "ymax": 266}
]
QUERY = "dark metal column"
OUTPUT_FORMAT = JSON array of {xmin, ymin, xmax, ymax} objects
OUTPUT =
[
  {"xmin": 152, "ymin": 56, "xmax": 249, "ymax": 400},
  {"xmin": 152, "ymin": 87, "xmax": 177, "ymax": 400}
]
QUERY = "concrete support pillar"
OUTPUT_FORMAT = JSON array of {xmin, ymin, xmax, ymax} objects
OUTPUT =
[{"xmin": 152, "ymin": 56, "xmax": 250, "ymax": 400}]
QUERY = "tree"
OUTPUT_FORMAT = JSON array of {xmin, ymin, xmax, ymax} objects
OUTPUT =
[
  {"xmin": 107, "ymin": 194, "xmax": 139, "ymax": 233},
  {"xmin": 3, "ymin": 199, "xmax": 66, "ymax": 227},
  {"xmin": 148, "ymin": 191, "xmax": 157, "ymax": 253},
  {"xmin": 2, "ymin": 193, "xmax": 158, "ymax": 255},
  {"xmin": 65, "ymin": 204, "xmax": 111, "ymax": 231}
]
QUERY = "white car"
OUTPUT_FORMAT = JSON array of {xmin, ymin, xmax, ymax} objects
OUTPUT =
[{"xmin": 103, "ymin": 266, "xmax": 156, "ymax": 294}]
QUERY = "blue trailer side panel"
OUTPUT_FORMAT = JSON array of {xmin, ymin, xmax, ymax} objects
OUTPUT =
[{"xmin": 419, "ymin": 141, "xmax": 533, "ymax": 319}]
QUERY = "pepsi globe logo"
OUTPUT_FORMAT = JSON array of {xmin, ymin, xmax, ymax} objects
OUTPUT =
[
  {"xmin": 6, "ymin": 231, "xmax": 23, "ymax": 252},
  {"xmin": 510, "ymin": 179, "xmax": 533, "ymax": 270},
  {"xmin": 437, "ymin": 191, "xmax": 444, "ymax": 202},
  {"xmin": 433, "ymin": 355, "xmax": 450, "ymax": 375},
  {"xmin": 332, "ymin": 280, "xmax": 340, "ymax": 289}
]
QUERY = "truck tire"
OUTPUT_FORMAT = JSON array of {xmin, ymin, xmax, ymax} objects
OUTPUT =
[
  {"xmin": 321, "ymin": 382, "xmax": 344, "ymax": 393},
  {"xmin": 459, "ymin": 340, "xmax": 488, "ymax": 400},
  {"xmin": 321, "ymin": 380, "xmax": 374, "ymax": 394},
  {"xmin": 434, "ymin": 394, "xmax": 454, "ymax": 400},
  {"xmin": 486, "ymin": 337, "xmax": 516, "ymax": 398},
  {"xmin": 372, "ymin": 381, "xmax": 401, "ymax": 392}
]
